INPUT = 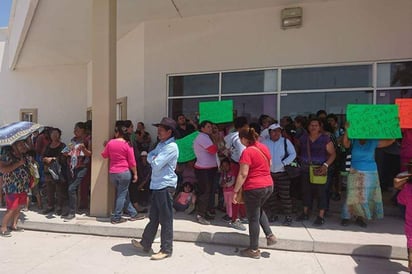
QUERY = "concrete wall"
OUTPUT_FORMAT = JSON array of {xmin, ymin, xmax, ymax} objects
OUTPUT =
[
  {"xmin": 0, "ymin": 41, "xmax": 87, "ymax": 144},
  {"xmin": 140, "ymin": 0, "xmax": 412, "ymax": 136},
  {"xmin": 117, "ymin": 23, "xmax": 145, "ymax": 125}
]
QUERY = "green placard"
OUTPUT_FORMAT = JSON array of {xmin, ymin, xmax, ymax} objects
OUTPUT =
[
  {"xmin": 175, "ymin": 131, "xmax": 199, "ymax": 163},
  {"xmin": 199, "ymin": 100, "xmax": 234, "ymax": 124},
  {"xmin": 346, "ymin": 104, "xmax": 401, "ymax": 139}
]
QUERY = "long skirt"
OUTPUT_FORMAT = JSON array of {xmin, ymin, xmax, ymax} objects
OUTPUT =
[{"xmin": 341, "ymin": 169, "xmax": 384, "ymax": 220}]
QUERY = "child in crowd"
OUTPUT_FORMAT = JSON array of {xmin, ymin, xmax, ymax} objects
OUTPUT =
[
  {"xmin": 220, "ymin": 158, "xmax": 247, "ymax": 231},
  {"xmin": 26, "ymin": 150, "xmax": 42, "ymax": 211},
  {"xmin": 220, "ymin": 158, "xmax": 235, "ymax": 221},
  {"xmin": 173, "ymin": 182, "xmax": 196, "ymax": 214},
  {"xmin": 394, "ymin": 159, "xmax": 412, "ymax": 273}
]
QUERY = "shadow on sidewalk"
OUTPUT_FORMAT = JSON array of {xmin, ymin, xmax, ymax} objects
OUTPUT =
[{"xmin": 351, "ymin": 245, "xmax": 409, "ymax": 274}]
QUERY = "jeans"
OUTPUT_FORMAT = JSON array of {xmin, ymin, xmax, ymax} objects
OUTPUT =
[
  {"xmin": 141, "ymin": 187, "xmax": 175, "ymax": 254},
  {"xmin": 110, "ymin": 171, "xmax": 137, "ymax": 221},
  {"xmin": 68, "ymin": 167, "xmax": 87, "ymax": 214},
  {"xmin": 243, "ymin": 186, "xmax": 274, "ymax": 250}
]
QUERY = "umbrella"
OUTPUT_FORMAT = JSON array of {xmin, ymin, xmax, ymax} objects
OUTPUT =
[{"xmin": 0, "ymin": 121, "xmax": 43, "ymax": 147}]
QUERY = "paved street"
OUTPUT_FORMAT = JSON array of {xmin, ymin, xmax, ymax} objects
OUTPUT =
[{"xmin": 0, "ymin": 230, "xmax": 409, "ymax": 274}]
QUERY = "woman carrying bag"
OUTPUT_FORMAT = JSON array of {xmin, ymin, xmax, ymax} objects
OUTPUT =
[
  {"xmin": 296, "ymin": 118, "xmax": 336, "ymax": 226},
  {"xmin": 233, "ymin": 127, "xmax": 277, "ymax": 259}
]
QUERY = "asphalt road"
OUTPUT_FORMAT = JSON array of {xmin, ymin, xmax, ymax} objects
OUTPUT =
[{"xmin": 0, "ymin": 230, "xmax": 409, "ymax": 274}]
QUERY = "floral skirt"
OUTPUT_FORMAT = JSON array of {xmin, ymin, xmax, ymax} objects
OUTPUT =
[{"xmin": 341, "ymin": 169, "xmax": 384, "ymax": 220}]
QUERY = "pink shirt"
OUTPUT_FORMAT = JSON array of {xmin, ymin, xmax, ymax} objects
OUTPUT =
[
  {"xmin": 397, "ymin": 182, "xmax": 412, "ymax": 247},
  {"xmin": 101, "ymin": 139, "xmax": 136, "ymax": 174},
  {"xmin": 194, "ymin": 132, "xmax": 218, "ymax": 169}
]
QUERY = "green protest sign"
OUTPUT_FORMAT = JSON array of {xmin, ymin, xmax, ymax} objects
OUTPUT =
[
  {"xmin": 175, "ymin": 131, "xmax": 199, "ymax": 163},
  {"xmin": 199, "ymin": 100, "xmax": 233, "ymax": 124},
  {"xmin": 346, "ymin": 104, "xmax": 401, "ymax": 139}
]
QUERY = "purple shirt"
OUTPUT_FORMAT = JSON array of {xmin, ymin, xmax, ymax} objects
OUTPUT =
[{"xmin": 299, "ymin": 134, "xmax": 330, "ymax": 165}]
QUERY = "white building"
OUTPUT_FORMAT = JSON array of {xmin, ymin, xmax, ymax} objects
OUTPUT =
[{"xmin": 0, "ymin": 0, "xmax": 411, "ymax": 215}]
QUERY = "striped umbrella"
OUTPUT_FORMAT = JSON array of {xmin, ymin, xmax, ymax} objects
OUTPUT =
[{"xmin": 0, "ymin": 121, "xmax": 43, "ymax": 147}]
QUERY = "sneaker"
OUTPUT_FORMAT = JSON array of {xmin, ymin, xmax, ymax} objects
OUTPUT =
[
  {"xmin": 131, "ymin": 239, "xmax": 153, "ymax": 255},
  {"xmin": 111, "ymin": 218, "xmax": 127, "ymax": 224},
  {"xmin": 64, "ymin": 213, "xmax": 76, "ymax": 220},
  {"xmin": 266, "ymin": 234, "xmax": 277, "ymax": 246},
  {"xmin": 0, "ymin": 230, "xmax": 11, "ymax": 237},
  {"xmin": 296, "ymin": 213, "xmax": 309, "ymax": 221},
  {"xmin": 222, "ymin": 214, "xmax": 231, "ymax": 222},
  {"xmin": 42, "ymin": 207, "xmax": 54, "ymax": 215},
  {"xmin": 196, "ymin": 215, "xmax": 210, "ymax": 225},
  {"xmin": 341, "ymin": 219, "xmax": 350, "ymax": 226},
  {"xmin": 313, "ymin": 216, "xmax": 325, "ymax": 226},
  {"xmin": 282, "ymin": 216, "xmax": 293, "ymax": 226},
  {"xmin": 239, "ymin": 217, "xmax": 249, "ymax": 224},
  {"xmin": 151, "ymin": 251, "xmax": 171, "ymax": 260},
  {"xmin": 230, "ymin": 219, "xmax": 246, "ymax": 231},
  {"xmin": 205, "ymin": 211, "xmax": 215, "ymax": 220},
  {"xmin": 355, "ymin": 217, "xmax": 367, "ymax": 228},
  {"xmin": 240, "ymin": 248, "xmax": 261, "ymax": 259},
  {"xmin": 129, "ymin": 214, "xmax": 145, "ymax": 221}
]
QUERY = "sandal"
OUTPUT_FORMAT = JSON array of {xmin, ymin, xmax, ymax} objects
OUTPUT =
[
  {"xmin": 0, "ymin": 230, "xmax": 11, "ymax": 237},
  {"xmin": 8, "ymin": 226, "xmax": 24, "ymax": 232}
]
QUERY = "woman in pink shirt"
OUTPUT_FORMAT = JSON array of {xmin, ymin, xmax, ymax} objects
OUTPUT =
[
  {"xmin": 101, "ymin": 124, "xmax": 143, "ymax": 224},
  {"xmin": 193, "ymin": 120, "xmax": 218, "ymax": 225}
]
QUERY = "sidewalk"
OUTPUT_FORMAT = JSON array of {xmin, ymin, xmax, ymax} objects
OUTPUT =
[{"xmin": 2, "ymin": 200, "xmax": 407, "ymax": 261}]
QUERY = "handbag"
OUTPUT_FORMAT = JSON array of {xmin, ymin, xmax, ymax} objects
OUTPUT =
[
  {"xmin": 48, "ymin": 160, "xmax": 62, "ymax": 182},
  {"xmin": 307, "ymin": 138, "xmax": 327, "ymax": 185},
  {"xmin": 282, "ymin": 138, "xmax": 301, "ymax": 179}
]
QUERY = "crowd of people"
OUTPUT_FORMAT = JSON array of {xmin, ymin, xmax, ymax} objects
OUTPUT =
[{"xmin": 1, "ymin": 110, "xmax": 411, "ymax": 263}]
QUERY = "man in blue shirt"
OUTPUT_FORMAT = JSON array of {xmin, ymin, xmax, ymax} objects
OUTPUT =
[{"xmin": 131, "ymin": 117, "xmax": 179, "ymax": 260}]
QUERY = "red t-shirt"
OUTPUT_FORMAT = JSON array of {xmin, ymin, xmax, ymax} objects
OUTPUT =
[{"xmin": 239, "ymin": 142, "xmax": 273, "ymax": 191}]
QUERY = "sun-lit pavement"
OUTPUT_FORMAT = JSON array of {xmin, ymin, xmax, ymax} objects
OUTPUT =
[{"xmin": 0, "ymin": 230, "xmax": 409, "ymax": 274}]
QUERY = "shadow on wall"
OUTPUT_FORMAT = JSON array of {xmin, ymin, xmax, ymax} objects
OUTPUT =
[{"xmin": 351, "ymin": 245, "xmax": 409, "ymax": 274}]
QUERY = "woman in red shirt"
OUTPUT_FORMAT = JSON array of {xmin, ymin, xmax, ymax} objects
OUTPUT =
[{"xmin": 233, "ymin": 127, "xmax": 277, "ymax": 259}]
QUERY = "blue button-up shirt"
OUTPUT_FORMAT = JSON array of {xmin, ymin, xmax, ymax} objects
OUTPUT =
[
  {"xmin": 263, "ymin": 137, "xmax": 297, "ymax": 173},
  {"xmin": 147, "ymin": 137, "xmax": 179, "ymax": 190}
]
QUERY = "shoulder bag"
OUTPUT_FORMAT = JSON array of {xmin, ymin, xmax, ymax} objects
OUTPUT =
[
  {"xmin": 307, "ymin": 138, "xmax": 327, "ymax": 185},
  {"xmin": 281, "ymin": 138, "xmax": 301, "ymax": 179}
]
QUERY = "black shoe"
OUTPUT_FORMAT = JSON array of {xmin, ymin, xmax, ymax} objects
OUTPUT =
[
  {"xmin": 64, "ymin": 213, "xmax": 76, "ymax": 220},
  {"xmin": 355, "ymin": 217, "xmax": 367, "ymax": 228},
  {"xmin": 296, "ymin": 213, "xmax": 309, "ymax": 221},
  {"xmin": 55, "ymin": 209, "xmax": 62, "ymax": 216},
  {"xmin": 313, "ymin": 216, "xmax": 325, "ymax": 226},
  {"xmin": 42, "ymin": 207, "xmax": 55, "ymax": 215},
  {"xmin": 111, "ymin": 218, "xmax": 127, "ymax": 224},
  {"xmin": 341, "ymin": 219, "xmax": 350, "ymax": 226},
  {"xmin": 283, "ymin": 216, "xmax": 293, "ymax": 226},
  {"xmin": 222, "ymin": 214, "xmax": 231, "ymax": 222}
]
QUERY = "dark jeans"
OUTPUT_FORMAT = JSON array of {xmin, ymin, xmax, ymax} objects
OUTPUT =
[
  {"xmin": 45, "ymin": 174, "xmax": 68, "ymax": 210},
  {"xmin": 68, "ymin": 167, "xmax": 88, "ymax": 214},
  {"xmin": 194, "ymin": 167, "xmax": 217, "ymax": 217},
  {"xmin": 141, "ymin": 187, "xmax": 175, "ymax": 254},
  {"xmin": 244, "ymin": 186, "xmax": 274, "ymax": 250}
]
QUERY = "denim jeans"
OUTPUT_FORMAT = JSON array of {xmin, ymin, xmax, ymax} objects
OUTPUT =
[
  {"xmin": 68, "ymin": 167, "xmax": 87, "ymax": 214},
  {"xmin": 110, "ymin": 171, "xmax": 137, "ymax": 221},
  {"xmin": 243, "ymin": 186, "xmax": 274, "ymax": 250},
  {"xmin": 141, "ymin": 187, "xmax": 175, "ymax": 254}
]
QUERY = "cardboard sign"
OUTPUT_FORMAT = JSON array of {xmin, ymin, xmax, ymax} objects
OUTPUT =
[
  {"xmin": 346, "ymin": 104, "xmax": 401, "ymax": 139},
  {"xmin": 175, "ymin": 131, "xmax": 199, "ymax": 163},
  {"xmin": 199, "ymin": 100, "xmax": 233, "ymax": 124},
  {"xmin": 396, "ymin": 99, "xmax": 412, "ymax": 129}
]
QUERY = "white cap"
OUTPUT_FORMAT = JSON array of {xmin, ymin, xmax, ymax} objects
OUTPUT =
[{"xmin": 268, "ymin": 123, "xmax": 282, "ymax": 131}]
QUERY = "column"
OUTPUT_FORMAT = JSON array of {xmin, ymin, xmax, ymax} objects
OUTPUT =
[{"xmin": 90, "ymin": 0, "xmax": 116, "ymax": 217}]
